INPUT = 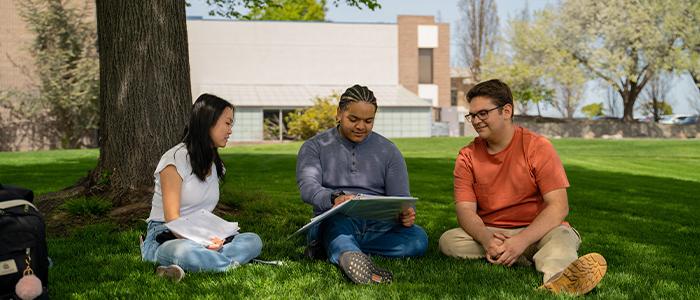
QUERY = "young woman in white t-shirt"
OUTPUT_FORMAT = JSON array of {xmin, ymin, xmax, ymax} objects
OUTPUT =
[{"xmin": 140, "ymin": 94, "xmax": 262, "ymax": 281}]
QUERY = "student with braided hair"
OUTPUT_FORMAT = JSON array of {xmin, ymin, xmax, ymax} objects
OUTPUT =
[{"xmin": 296, "ymin": 84, "xmax": 428, "ymax": 284}]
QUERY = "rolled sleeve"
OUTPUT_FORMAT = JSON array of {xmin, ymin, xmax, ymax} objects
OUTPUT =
[{"xmin": 453, "ymin": 149, "xmax": 477, "ymax": 203}]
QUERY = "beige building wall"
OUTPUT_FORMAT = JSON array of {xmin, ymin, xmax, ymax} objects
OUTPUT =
[
  {"xmin": 187, "ymin": 20, "xmax": 398, "ymax": 97},
  {"xmin": 435, "ymin": 23, "xmax": 450, "ymax": 108},
  {"xmin": 0, "ymin": 0, "xmax": 35, "ymax": 91}
]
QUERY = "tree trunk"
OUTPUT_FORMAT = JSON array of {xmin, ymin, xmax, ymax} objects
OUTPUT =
[
  {"xmin": 93, "ymin": 0, "xmax": 191, "ymax": 205},
  {"xmin": 619, "ymin": 80, "xmax": 643, "ymax": 122},
  {"xmin": 621, "ymin": 92, "xmax": 635, "ymax": 122},
  {"xmin": 652, "ymin": 96, "xmax": 659, "ymax": 122},
  {"xmin": 566, "ymin": 95, "xmax": 575, "ymax": 120}
]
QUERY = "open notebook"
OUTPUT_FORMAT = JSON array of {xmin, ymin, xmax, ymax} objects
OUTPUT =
[
  {"xmin": 290, "ymin": 194, "xmax": 416, "ymax": 238},
  {"xmin": 165, "ymin": 209, "xmax": 239, "ymax": 246}
]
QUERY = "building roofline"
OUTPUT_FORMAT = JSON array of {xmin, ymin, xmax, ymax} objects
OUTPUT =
[{"xmin": 186, "ymin": 16, "xmax": 396, "ymax": 25}]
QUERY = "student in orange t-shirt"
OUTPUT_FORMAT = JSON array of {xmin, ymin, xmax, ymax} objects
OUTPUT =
[{"xmin": 438, "ymin": 79, "xmax": 607, "ymax": 296}]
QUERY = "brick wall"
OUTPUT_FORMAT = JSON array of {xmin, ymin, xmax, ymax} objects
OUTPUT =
[
  {"xmin": 397, "ymin": 16, "xmax": 450, "ymax": 109},
  {"xmin": 435, "ymin": 23, "xmax": 450, "ymax": 108}
]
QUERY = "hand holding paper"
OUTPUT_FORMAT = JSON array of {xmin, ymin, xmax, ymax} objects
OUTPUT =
[
  {"xmin": 165, "ymin": 209, "xmax": 239, "ymax": 246},
  {"xmin": 400, "ymin": 207, "xmax": 416, "ymax": 227},
  {"xmin": 291, "ymin": 195, "xmax": 417, "ymax": 238}
]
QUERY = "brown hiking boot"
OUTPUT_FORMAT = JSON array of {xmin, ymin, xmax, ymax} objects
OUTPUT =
[{"xmin": 541, "ymin": 253, "xmax": 607, "ymax": 296}]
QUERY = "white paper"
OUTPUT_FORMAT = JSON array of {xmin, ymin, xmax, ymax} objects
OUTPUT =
[{"xmin": 165, "ymin": 209, "xmax": 239, "ymax": 246}]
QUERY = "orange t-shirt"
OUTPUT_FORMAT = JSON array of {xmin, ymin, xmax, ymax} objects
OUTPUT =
[{"xmin": 453, "ymin": 127, "xmax": 569, "ymax": 228}]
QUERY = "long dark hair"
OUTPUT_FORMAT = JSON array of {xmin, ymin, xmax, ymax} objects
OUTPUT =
[{"xmin": 181, "ymin": 93, "xmax": 234, "ymax": 181}]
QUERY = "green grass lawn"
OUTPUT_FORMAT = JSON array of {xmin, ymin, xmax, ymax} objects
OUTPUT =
[{"xmin": 1, "ymin": 138, "xmax": 699, "ymax": 299}]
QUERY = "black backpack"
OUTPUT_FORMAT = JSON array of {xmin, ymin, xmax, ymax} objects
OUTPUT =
[{"xmin": 0, "ymin": 184, "xmax": 49, "ymax": 300}]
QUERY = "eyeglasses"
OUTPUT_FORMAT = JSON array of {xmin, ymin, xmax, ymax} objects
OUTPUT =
[{"xmin": 464, "ymin": 104, "xmax": 504, "ymax": 122}]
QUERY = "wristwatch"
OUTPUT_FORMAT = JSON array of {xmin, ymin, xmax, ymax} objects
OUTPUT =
[{"xmin": 331, "ymin": 190, "xmax": 345, "ymax": 205}]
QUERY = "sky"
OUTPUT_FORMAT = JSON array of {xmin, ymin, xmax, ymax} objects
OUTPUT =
[{"xmin": 186, "ymin": 0, "xmax": 700, "ymax": 117}]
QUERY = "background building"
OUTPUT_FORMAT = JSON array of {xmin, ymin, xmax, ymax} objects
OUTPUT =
[{"xmin": 187, "ymin": 16, "xmax": 450, "ymax": 141}]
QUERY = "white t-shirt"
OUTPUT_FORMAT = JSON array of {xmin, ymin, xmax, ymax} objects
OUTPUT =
[{"xmin": 147, "ymin": 143, "xmax": 220, "ymax": 222}]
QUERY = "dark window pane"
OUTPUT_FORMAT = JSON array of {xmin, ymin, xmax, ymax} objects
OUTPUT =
[
  {"xmin": 419, "ymin": 48, "xmax": 433, "ymax": 84},
  {"xmin": 451, "ymin": 88, "xmax": 457, "ymax": 106}
]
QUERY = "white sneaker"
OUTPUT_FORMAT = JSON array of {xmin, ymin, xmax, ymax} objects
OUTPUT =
[{"xmin": 155, "ymin": 264, "xmax": 185, "ymax": 282}]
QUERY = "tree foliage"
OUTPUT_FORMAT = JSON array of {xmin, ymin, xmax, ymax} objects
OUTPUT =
[
  {"xmin": 552, "ymin": 0, "xmax": 685, "ymax": 121},
  {"xmin": 680, "ymin": 0, "xmax": 700, "ymax": 91},
  {"xmin": 482, "ymin": 0, "xmax": 696, "ymax": 120},
  {"xmin": 640, "ymin": 73, "xmax": 672, "ymax": 121},
  {"xmin": 581, "ymin": 102, "xmax": 604, "ymax": 118},
  {"xmin": 481, "ymin": 8, "xmax": 555, "ymax": 117},
  {"xmin": 245, "ymin": 0, "xmax": 326, "ymax": 21},
  {"xmin": 4, "ymin": 0, "xmax": 99, "ymax": 149},
  {"xmin": 202, "ymin": 0, "xmax": 379, "ymax": 19},
  {"xmin": 285, "ymin": 93, "xmax": 338, "ymax": 140},
  {"xmin": 640, "ymin": 101, "xmax": 673, "ymax": 117}
]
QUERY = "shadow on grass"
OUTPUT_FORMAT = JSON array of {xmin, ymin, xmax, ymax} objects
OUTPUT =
[
  {"xmin": 0, "ymin": 156, "xmax": 97, "ymax": 194},
  {"xmin": 37, "ymin": 152, "xmax": 700, "ymax": 299}
]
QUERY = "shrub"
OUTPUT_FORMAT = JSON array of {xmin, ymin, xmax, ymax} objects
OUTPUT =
[
  {"xmin": 581, "ymin": 102, "xmax": 604, "ymax": 118},
  {"xmin": 285, "ymin": 93, "xmax": 338, "ymax": 140}
]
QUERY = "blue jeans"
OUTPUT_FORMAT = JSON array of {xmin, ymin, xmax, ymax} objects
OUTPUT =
[
  {"xmin": 320, "ymin": 214, "xmax": 428, "ymax": 264},
  {"xmin": 141, "ymin": 221, "xmax": 263, "ymax": 272}
]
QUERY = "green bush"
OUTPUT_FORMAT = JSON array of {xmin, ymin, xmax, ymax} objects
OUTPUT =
[
  {"xmin": 285, "ymin": 93, "xmax": 338, "ymax": 140},
  {"xmin": 581, "ymin": 102, "xmax": 604, "ymax": 118},
  {"xmin": 641, "ymin": 100, "xmax": 673, "ymax": 116},
  {"xmin": 61, "ymin": 197, "xmax": 112, "ymax": 217}
]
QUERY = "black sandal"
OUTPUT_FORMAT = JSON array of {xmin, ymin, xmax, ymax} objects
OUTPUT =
[{"xmin": 338, "ymin": 251, "xmax": 392, "ymax": 284}]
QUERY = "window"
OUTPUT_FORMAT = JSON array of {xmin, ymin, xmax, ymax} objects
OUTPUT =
[
  {"xmin": 418, "ymin": 48, "xmax": 433, "ymax": 84},
  {"xmin": 451, "ymin": 88, "xmax": 457, "ymax": 106}
]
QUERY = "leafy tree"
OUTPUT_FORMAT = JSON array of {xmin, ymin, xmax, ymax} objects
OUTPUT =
[
  {"xmin": 246, "ymin": 0, "xmax": 326, "ymax": 21},
  {"xmin": 581, "ymin": 102, "xmax": 604, "ymax": 119},
  {"xmin": 286, "ymin": 93, "xmax": 338, "ymax": 140},
  {"xmin": 456, "ymin": 0, "xmax": 498, "ymax": 82},
  {"xmin": 552, "ymin": 0, "xmax": 685, "ymax": 121},
  {"xmin": 1, "ymin": 0, "xmax": 99, "ymax": 149}
]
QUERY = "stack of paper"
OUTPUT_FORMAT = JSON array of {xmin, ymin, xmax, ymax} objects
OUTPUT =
[{"xmin": 165, "ymin": 209, "xmax": 239, "ymax": 246}]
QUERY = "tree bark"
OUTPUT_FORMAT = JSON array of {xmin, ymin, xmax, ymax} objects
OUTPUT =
[
  {"xmin": 620, "ymin": 84, "xmax": 641, "ymax": 122},
  {"xmin": 93, "ymin": 0, "xmax": 191, "ymax": 205}
]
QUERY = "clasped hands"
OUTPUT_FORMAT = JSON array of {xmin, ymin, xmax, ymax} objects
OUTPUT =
[{"xmin": 485, "ymin": 232, "xmax": 530, "ymax": 267}]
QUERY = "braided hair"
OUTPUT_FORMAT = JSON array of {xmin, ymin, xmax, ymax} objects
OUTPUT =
[{"xmin": 339, "ymin": 84, "xmax": 377, "ymax": 111}]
